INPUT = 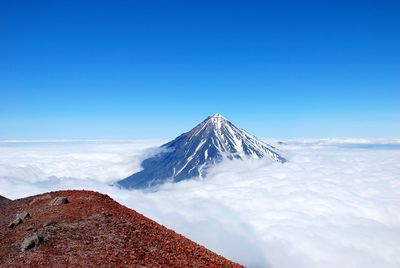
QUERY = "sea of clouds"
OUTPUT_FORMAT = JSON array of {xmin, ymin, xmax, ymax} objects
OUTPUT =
[{"xmin": 1, "ymin": 139, "xmax": 399, "ymax": 268}]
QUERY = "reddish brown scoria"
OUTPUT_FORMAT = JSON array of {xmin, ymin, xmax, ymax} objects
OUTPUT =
[{"xmin": 0, "ymin": 190, "xmax": 243, "ymax": 268}]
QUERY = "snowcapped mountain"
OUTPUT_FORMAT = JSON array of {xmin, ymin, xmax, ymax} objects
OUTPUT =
[{"xmin": 118, "ymin": 114, "xmax": 286, "ymax": 189}]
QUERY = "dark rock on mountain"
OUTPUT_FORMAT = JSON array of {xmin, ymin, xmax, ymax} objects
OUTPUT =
[
  {"xmin": 119, "ymin": 113, "xmax": 286, "ymax": 189},
  {"xmin": 8, "ymin": 211, "xmax": 30, "ymax": 229},
  {"xmin": 49, "ymin": 197, "xmax": 69, "ymax": 206},
  {"xmin": 21, "ymin": 233, "xmax": 44, "ymax": 252}
]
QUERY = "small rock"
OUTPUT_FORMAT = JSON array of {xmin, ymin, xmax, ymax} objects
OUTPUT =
[
  {"xmin": 16, "ymin": 211, "xmax": 30, "ymax": 220},
  {"xmin": 8, "ymin": 218, "xmax": 22, "ymax": 228},
  {"xmin": 26, "ymin": 226, "xmax": 34, "ymax": 231},
  {"xmin": 43, "ymin": 221, "xmax": 55, "ymax": 227},
  {"xmin": 21, "ymin": 233, "xmax": 44, "ymax": 251},
  {"xmin": 123, "ymin": 221, "xmax": 133, "ymax": 227},
  {"xmin": 49, "ymin": 197, "xmax": 69, "ymax": 206},
  {"xmin": 8, "ymin": 211, "xmax": 30, "ymax": 228}
]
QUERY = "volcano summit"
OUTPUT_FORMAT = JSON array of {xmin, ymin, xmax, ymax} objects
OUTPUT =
[{"xmin": 118, "ymin": 114, "xmax": 286, "ymax": 189}]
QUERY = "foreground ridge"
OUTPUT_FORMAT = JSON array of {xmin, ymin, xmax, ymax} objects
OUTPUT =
[{"xmin": 0, "ymin": 190, "xmax": 242, "ymax": 267}]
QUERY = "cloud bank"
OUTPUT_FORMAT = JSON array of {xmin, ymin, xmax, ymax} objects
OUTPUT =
[{"xmin": 0, "ymin": 140, "xmax": 399, "ymax": 268}]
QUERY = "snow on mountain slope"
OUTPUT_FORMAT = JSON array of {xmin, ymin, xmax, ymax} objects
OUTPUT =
[{"xmin": 118, "ymin": 114, "xmax": 286, "ymax": 189}]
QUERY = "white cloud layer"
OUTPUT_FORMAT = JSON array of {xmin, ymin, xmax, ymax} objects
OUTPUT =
[{"xmin": 1, "ymin": 139, "xmax": 399, "ymax": 268}]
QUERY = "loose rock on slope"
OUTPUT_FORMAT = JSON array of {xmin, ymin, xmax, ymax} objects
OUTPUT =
[
  {"xmin": 21, "ymin": 233, "xmax": 44, "ymax": 252},
  {"xmin": 8, "ymin": 211, "xmax": 30, "ymax": 229},
  {"xmin": 49, "ymin": 197, "xmax": 69, "ymax": 206}
]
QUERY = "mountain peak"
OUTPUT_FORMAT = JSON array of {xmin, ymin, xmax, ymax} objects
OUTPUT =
[
  {"xmin": 118, "ymin": 115, "xmax": 286, "ymax": 189},
  {"xmin": 206, "ymin": 113, "xmax": 226, "ymax": 123},
  {"xmin": 210, "ymin": 113, "xmax": 224, "ymax": 119},
  {"xmin": 203, "ymin": 113, "xmax": 228, "ymax": 131}
]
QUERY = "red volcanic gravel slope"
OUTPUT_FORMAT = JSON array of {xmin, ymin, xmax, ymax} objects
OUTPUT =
[{"xmin": 0, "ymin": 190, "xmax": 243, "ymax": 267}]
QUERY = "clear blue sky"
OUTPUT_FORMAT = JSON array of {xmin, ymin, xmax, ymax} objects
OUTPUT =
[{"xmin": 1, "ymin": 0, "xmax": 399, "ymax": 139}]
